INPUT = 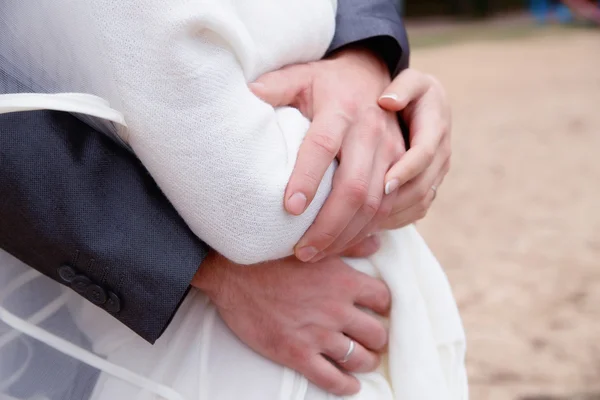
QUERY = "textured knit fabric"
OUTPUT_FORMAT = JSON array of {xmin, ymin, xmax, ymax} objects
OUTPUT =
[
  {"xmin": 0, "ymin": 1, "xmax": 467, "ymax": 399},
  {"xmin": 97, "ymin": 0, "xmax": 339, "ymax": 264},
  {"xmin": 0, "ymin": 0, "xmax": 410, "ymax": 344}
]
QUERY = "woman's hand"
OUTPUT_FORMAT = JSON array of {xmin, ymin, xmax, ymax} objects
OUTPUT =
[
  {"xmin": 250, "ymin": 47, "xmax": 403, "ymax": 262},
  {"xmin": 376, "ymin": 69, "xmax": 451, "ymax": 231},
  {"xmin": 251, "ymin": 55, "xmax": 451, "ymax": 261},
  {"xmin": 339, "ymin": 70, "xmax": 452, "ymax": 256}
]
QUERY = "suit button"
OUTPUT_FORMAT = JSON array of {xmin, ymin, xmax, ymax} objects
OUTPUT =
[
  {"xmin": 71, "ymin": 275, "xmax": 91, "ymax": 294},
  {"xmin": 58, "ymin": 265, "xmax": 77, "ymax": 283},
  {"xmin": 105, "ymin": 292, "xmax": 121, "ymax": 313},
  {"xmin": 85, "ymin": 284, "xmax": 107, "ymax": 305}
]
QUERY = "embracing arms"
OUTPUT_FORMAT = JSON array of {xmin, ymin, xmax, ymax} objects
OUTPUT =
[{"xmin": 0, "ymin": 0, "xmax": 412, "ymax": 342}]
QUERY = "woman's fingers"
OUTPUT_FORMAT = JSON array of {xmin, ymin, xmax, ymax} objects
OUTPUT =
[
  {"xmin": 383, "ymin": 100, "xmax": 445, "ymax": 195},
  {"xmin": 378, "ymin": 70, "xmax": 449, "ymax": 197},
  {"xmin": 338, "ymin": 235, "xmax": 381, "ymax": 258},
  {"xmin": 377, "ymin": 68, "xmax": 432, "ymax": 112},
  {"xmin": 386, "ymin": 134, "xmax": 449, "ymax": 215},
  {"xmin": 380, "ymin": 158, "xmax": 450, "ymax": 230}
]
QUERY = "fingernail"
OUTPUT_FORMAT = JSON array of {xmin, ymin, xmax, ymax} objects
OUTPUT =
[
  {"xmin": 379, "ymin": 93, "xmax": 399, "ymax": 102},
  {"xmin": 286, "ymin": 192, "xmax": 307, "ymax": 215},
  {"xmin": 384, "ymin": 179, "xmax": 400, "ymax": 195},
  {"xmin": 296, "ymin": 246, "xmax": 319, "ymax": 262},
  {"xmin": 379, "ymin": 93, "xmax": 398, "ymax": 100}
]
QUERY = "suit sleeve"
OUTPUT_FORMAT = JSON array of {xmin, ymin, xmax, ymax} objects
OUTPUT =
[
  {"xmin": 328, "ymin": 0, "xmax": 410, "ymax": 76},
  {"xmin": 0, "ymin": 109, "xmax": 209, "ymax": 343}
]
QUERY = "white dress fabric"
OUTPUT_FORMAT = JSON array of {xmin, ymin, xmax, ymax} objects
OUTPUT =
[{"xmin": 0, "ymin": 1, "xmax": 468, "ymax": 399}]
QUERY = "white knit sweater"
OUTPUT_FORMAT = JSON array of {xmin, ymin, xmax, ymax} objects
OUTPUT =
[
  {"xmin": 96, "ymin": 0, "xmax": 339, "ymax": 264},
  {"xmin": 0, "ymin": 2, "xmax": 468, "ymax": 398}
]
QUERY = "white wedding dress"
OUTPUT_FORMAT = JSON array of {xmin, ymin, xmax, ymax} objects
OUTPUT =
[{"xmin": 0, "ymin": 1, "xmax": 468, "ymax": 399}]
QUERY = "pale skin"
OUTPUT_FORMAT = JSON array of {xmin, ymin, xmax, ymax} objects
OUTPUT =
[
  {"xmin": 192, "ymin": 47, "xmax": 452, "ymax": 396},
  {"xmin": 250, "ymin": 48, "xmax": 451, "ymax": 261}
]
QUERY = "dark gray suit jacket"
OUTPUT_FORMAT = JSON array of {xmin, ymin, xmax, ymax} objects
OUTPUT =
[{"xmin": 0, "ymin": 0, "xmax": 409, "ymax": 344}]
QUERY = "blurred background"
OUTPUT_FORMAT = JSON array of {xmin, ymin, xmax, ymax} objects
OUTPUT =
[{"xmin": 399, "ymin": 1, "xmax": 599, "ymax": 399}]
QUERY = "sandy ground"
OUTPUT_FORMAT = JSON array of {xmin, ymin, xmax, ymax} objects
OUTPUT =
[{"xmin": 412, "ymin": 29, "xmax": 600, "ymax": 399}]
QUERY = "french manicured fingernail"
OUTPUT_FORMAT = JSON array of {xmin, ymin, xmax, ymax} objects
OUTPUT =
[
  {"xmin": 379, "ymin": 93, "xmax": 399, "ymax": 102},
  {"xmin": 296, "ymin": 246, "xmax": 319, "ymax": 262},
  {"xmin": 287, "ymin": 192, "xmax": 307, "ymax": 215},
  {"xmin": 384, "ymin": 179, "xmax": 400, "ymax": 195}
]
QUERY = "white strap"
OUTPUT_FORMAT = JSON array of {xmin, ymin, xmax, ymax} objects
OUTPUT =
[
  {"xmin": 0, "ymin": 93, "xmax": 126, "ymax": 126},
  {"xmin": 0, "ymin": 271, "xmax": 185, "ymax": 400}
]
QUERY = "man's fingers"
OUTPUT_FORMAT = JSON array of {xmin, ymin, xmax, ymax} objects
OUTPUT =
[
  {"xmin": 379, "ymin": 201, "xmax": 427, "ymax": 231},
  {"xmin": 316, "ymin": 111, "xmax": 391, "ymax": 258},
  {"xmin": 249, "ymin": 63, "xmax": 313, "ymax": 109},
  {"xmin": 353, "ymin": 277, "xmax": 391, "ymax": 317},
  {"xmin": 338, "ymin": 235, "xmax": 381, "ymax": 258},
  {"xmin": 302, "ymin": 356, "xmax": 361, "ymax": 396},
  {"xmin": 321, "ymin": 334, "xmax": 381, "ymax": 373},
  {"xmin": 285, "ymin": 110, "xmax": 350, "ymax": 217},
  {"xmin": 343, "ymin": 309, "xmax": 388, "ymax": 352},
  {"xmin": 377, "ymin": 68, "xmax": 432, "ymax": 112}
]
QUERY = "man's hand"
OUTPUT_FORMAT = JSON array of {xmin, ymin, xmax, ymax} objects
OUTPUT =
[
  {"xmin": 250, "ymin": 47, "xmax": 404, "ymax": 262},
  {"xmin": 251, "ymin": 54, "xmax": 452, "ymax": 260},
  {"xmin": 192, "ymin": 252, "xmax": 391, "ymax": 396},
  {"xmin": 376, "ymin": 69, "xmax": 451, "ymax": 230}
]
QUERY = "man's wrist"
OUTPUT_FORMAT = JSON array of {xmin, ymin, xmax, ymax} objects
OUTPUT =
[
  {"xmin": 191, "ymin": 251, "xmax": 228, "ymax": 300},
  {"xmin": 331, "ymin": 38, "xmax": 400, "ymax": 78},
  {"xmin": 327, "ymin": 44, "xmax": 389, "ymax": 79}
]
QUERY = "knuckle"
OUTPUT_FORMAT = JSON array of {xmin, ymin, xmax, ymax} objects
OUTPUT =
[
  {"xmin": 326, "ymin": 302, "xmax": 351, "ymax": 324},
  {"xmin": 416, "ymin": 204, "xmax": 428, "ymax": 220},
  {"xmin": 375, "ymin": 200, "xmax": 393, "ymax": 222},
  {"xmin": 415, "ymin": 184, "xmax": 430, "ymax": 201},
  {"xmin": 338, "ymin": 98, "xmax": 360, "ymax": 116},
  {"xmin": 362, "ymin": 106, "xmax": 385, "ymax": 130},
  {"xmin": 420, "ymin": 146, "xmax": 436, "ymax": 164},
  {"xmin": 372, "ymin": 324, "xmax": 389, "ymax": 351},
  {"xmin": 310, "ymin": 132, "xmax": 340, "ymax": 158},
  {"xmin": 285, "ymin": 342, "xmax": 312, "ymax": 366},
  {"xmin": 344, "ymin": 178, "xmax": 370, "ymax": 206},
  {"xmin": 393, "ymin": 142, "xmax": 406, "ymax": 160},
  {"xmin": 313, "ymin": 328, "xmax": 331, "ymax": 347},
  {"xmin": 375, "ymin": 283, "xmax": 392, "ymax": 311},
  {"xmin": 362, "ymin": 194, "xmax": 381, "ymax": 217},
  {"xmin": 338, "ymin": 273, "xmax": 360, "ymax": 295}
]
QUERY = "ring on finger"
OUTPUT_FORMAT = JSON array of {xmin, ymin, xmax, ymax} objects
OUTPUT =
[{"xmin": 430, "ymin": 185, "xmax": 438, "ymax": 201}]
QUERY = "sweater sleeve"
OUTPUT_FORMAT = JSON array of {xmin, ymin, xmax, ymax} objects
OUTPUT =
[{"xmin": 95, "ymin": 3, "xmax": 338, "ymax": 265}]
